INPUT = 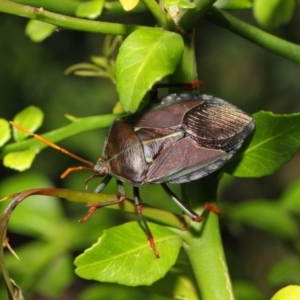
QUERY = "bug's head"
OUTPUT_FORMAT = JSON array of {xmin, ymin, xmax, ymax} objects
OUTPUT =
[{"xmin": 94, "ymin": 158, "xmax": 109, "ymax": 176}]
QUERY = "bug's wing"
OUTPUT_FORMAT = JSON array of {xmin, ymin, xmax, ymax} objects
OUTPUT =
[
  {"xmin": 145, "ymin": 137, "xmax": 232, "ymax": 184},
  {"xmin": 184, "ymin": 98, "xmax": 255, "ymax": 152},
  {"xmin": 126, "ymin": 100, "xmax": 202, "ymax": 128},
  {"xmin": 136, "ymin": 128, "xmax": 184, "ymax": 164}
]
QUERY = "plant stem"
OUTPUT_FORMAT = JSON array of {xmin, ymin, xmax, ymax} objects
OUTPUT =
[
  {"xmin": 0, "ymin": 114, "xmax": 119, "ymax": 158},
  {"xmin": 12, "ymin": 0, "xmax": 81, "ymax": 15},
  {"xmin": 12, "ymin": 0, "xmax": 148, "ymax": 16},
  {"xmin": 0, "ymin": 0, "xmax": 145, "ymax": 35},
  {"xmin": 177, "ymin": 0, "xmax": 217, "ymax": 32},
  {"xmin": 169, "ymin": 33, "xmax": 198, "ymax": 84},
  {"xmin": 205, "ymin": 7, "xmax": 300, "ymax": 65},
  {"xmin": 169, "ymin": 31, "xmax": 234, "ymax": 299},
  {"xmin": 180, "ymin": 176, "xmax": 234, "ymax": 300},
  {"xmin": 141, "ymin": 0, "xmax": 170, "ymax": 29}
]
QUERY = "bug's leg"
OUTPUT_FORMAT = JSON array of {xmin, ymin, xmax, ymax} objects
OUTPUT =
[
  {"xmin": 61, "ymin": 166, "xmax": 95, "ymax": 179},
  {"xmin": 133, "ymin": 187, "xmax": 160, "ymax": 258},
  {"xmin": 93, "ymin": 175, "xmax": 112, "ymax": 193},
  {"xmin": 79, "ymin": 176, "xmax": 126, "ymax": 222},
  {"xmin": 161, "ymin": 183, "xmax": 221, "ymax": 222}
]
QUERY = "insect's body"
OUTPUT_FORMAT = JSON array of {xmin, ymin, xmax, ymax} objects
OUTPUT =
[
  {"xmin": 10, "ymin": 90, "xmax": 255, "ymax": 258},
  {"xmin": 95, "ymin": 93, "xmax": 255, "ymax": 187}
]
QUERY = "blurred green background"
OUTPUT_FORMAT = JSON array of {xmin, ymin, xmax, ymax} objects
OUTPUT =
[{"xmin": 1, "ymin": 6, "xmax": 300, "ymax": 300}]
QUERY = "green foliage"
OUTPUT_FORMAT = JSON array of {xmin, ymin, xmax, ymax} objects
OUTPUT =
[
  {"xmin": 268, "ymin": 259, "xmax": 300, "ymax": 286},
  {"xmin": 214, "ymin": 0, "xmax": 253, "ymax": 10},
  {"xmin": 2, "ymin": 106, "xmax": 44, "ymax": 171},
  {"xmin": 76, "ymin": 0, "xmax": 104, "ymax": 19},
  {"xmin": 0, "ymin": 1, "xmax": 300, "ymax": 300},
  {"xmin": 271, "ymin": 285, "xmax": 300, "ymax": 300},
  {"xmin": 226, "ymin": 111, "xmax": 300, "ymax": 177},
  {"xmin": 25, "ymin": 20, "xmax": 57, "ymax": 42},
  {"xmin": 228, "ymin": 200, "xmax": 298, "ymax": 239},
  {"xmin": 3, "ymin": 148, "xmax": 36, "ymax": 172},
  {"xmin": 65, "ymin": 35, "xmax": 121, "ymax": 84},
  {"xmin": 75, "ymin": 222, "xmax": 182, "ymax": 285},
  {"xmin": 0, "ymin": 119, "xmax": 11, "ymax": 147},
  {"xmin": 116, "ymin": 28, "xmax": 184, "ymax": 112},
  {"xmin": 164, "ymin": 0, "xmax": 196, "ymax": 9},
  {"xmin": 12, "ymin": 106, "xmax": 44, "ymax": 141},
  {"xmin": 253, "ymin": 0, "xmax": 296, "ymax": 29},
  {"xmin": 232, "ymin": 281, "xmax": 264, "ymax": 300}
]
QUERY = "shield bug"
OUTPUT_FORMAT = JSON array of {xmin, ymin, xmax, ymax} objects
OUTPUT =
[{"xmin": 11, "ymin": 90, "xmax": 255, "ymax": 257}]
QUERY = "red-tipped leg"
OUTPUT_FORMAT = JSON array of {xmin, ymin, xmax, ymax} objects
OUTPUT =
[
  {"xmin": 203, "ymin": 203, "xmax": 221, "ymax": 215},
  {"xmin": 134, "ymin": 188, "xmax": 160, "ymax": 258},
  {"xmin": 192, "ymin": 203, "xmax": 221, "ymax": 222},
  {"xmin": 79, "ymin": 194, "xmax": 126, "ymax": 222}
]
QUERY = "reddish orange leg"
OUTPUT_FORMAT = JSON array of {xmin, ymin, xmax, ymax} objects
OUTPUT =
[
  {"xmin": 61, "ymin": 166, "xmax": 95, "ymax": 179},
  {"xmin": 133, "ymin": 187, "xmax": 160, "ymax": 258},
  {"xmin": 79, "ymin": 193, "xmax": 126, "ymax": 222},
  {"xmin": 79, "ymin": 176, "xmax": 126, "ymax": 222}
]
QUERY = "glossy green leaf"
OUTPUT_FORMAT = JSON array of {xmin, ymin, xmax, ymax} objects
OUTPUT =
[
  {"xmin": 0, "ymin": 119, "xmax": 11, "ymax": 146},
  {"xmin": 214, "ymin": 0, "xmax": 252, "ymax": 10},
  {"xmin": 271, "ymin": 285, "xmax": 300, "ymax": 300},
  {"xmin": 116, "ymin": 28, "xmax": 184, "ymax": 112},
  {"xmin": 12, "ymin": 106, "xmax": 44, "ymax": 141},
  {"xmin": 226, "ymin": 111, "xmax": 300, "ymax": 177},
  {"xmin": 25, "ymin": 20, "xmax": 57, "ymax": 42},
  {"xmin": 75, "ymin": 221, "xmax": 182, "ymax": 285},
  {"xmin": 3, "ymin": 149, "xmax": 36, "ymax": 171},
  {"xmin": 76, "ymin": 0, "xmax": 104, "ymax": 19},
  {"xmin": 228, "ymin": 200, "xmax": 298, "ymax": 239},
  {"xmin": 253, "ymin": 0, "xmax": 296, "ymax": 29}
]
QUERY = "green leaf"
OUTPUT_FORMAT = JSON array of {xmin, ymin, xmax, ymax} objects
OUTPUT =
[
  {"xmin": 76, "ymin": 0, "xmax": 104, "ymax": 19},
  {"xmin": 228, "ymin": 200, "xmax": 298, "ymax": 239},
  {"xmin": 268, "ymin": 258, "xmax": 300, "ymax": 286},
  {"xmin": 116, "ymin": 28, "xmax": 184, "ymax": 112},
  {"xmin": 3, "ymin": 149, "xmax": 36, "ymax": 171},
  {"xmin": 214, "ymin": 0, "xmax": 252, "ymax": 10},
  {"xmin": 279, "ymin": 179, "xmax": 300, "ymax": 214},
  {"xmin": 75, "ymin": 221, "xmax": 182, "ymax": 285},
  {"xmin": 0, "ymin": 119, "xmax": 11, "ymax": 146},
  {"xmin": 232, "ymin": 281, "xmax": 264, "ymax": 300},
  {"xmin": 25, "ymin": 20, "xmax": 57, "ymax": 42},
  {"xmin": 253, "ymin": 0, "xmax": 296, "ymax": 29},
  {"xmin": 271, "ymin": 285, "xmax": 300, "ymax": 300},
  {"xmin": 12, "ymin": 106, "xmax": 44, "ymax": 141},
  {"xmin": 226, "ymin": 111, "xmax": 300, "ymax": 178}
]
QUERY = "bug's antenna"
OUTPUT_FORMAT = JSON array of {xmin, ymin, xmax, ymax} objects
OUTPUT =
[{"xmin": 10, "ymin": 121, "xmax": 95, "ymax": 168}]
